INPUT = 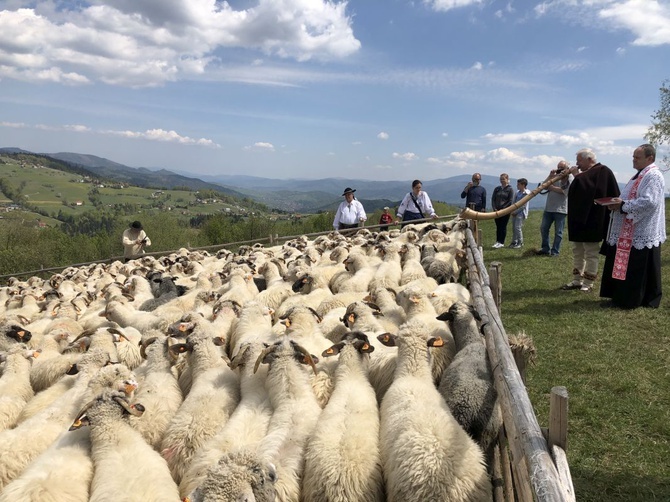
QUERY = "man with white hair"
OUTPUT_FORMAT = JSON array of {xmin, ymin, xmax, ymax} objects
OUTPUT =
[{"xmin": 561, "ymin": 149, "xmax": 619, "ymax": 292}]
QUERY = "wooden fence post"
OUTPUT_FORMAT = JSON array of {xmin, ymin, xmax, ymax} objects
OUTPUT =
[
  {"xmin": 549, "ymin": 386, "xmax": 569, "ymax": 451},
  {"xmin": 489, "ymin": 261, "xmax": 503, "ymax": 313}
]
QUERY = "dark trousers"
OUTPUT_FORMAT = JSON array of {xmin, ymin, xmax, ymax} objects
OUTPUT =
[
  {"xmin": 600, "ymin": 243, "xmax": 662, "ymax": 308},
  {"xmin": 494, "ymin": 214, "xmax": 511, "ymax": 244},
  {"xmin": 401, "ymin": 210, "xmax": 423, "ymax": 228},
  {"xmin": 338, "ymin": 222, "xmax": 359, "ymax": 235}
]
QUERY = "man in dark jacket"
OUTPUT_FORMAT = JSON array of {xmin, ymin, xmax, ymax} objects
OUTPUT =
[
  {"xmin": 460, "ymin": 173, "xmax": 486, "ymax": 212},
  {"xmin": 562, "ymin": 148, "xmax": 620, "ymax": 292}
]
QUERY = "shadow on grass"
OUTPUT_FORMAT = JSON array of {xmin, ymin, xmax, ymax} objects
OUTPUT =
[{"xmin": 572, "ymin": 465, "xmax": 670, "ymax": 502}]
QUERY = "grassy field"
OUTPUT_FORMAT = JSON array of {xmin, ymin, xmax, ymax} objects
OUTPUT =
[
  {"xmin": 475, "ymin": 206, "xmax": 670, "ymax": 501},
  {"xmin": 0, "ymin": 158, "xmax": 259, "ymax": 220}
]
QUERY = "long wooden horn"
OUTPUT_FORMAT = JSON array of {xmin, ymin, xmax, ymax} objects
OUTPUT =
[{"xmin": 460, "ymin": 168, "xmax": 574, "ymax": 221}]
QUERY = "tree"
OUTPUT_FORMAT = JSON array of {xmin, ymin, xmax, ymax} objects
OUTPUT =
[{"xmin": 645, "ymin": 79, "xmax": 670, "ymax": 169}]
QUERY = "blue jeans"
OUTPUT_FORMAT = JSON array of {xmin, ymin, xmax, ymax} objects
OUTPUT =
[{"xmin": 540, "ymin": 211, "xmax": 566, "ymax": 255}]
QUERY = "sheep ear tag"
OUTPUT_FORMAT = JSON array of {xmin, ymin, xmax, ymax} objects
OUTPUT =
[
  {"xmin": 428, "ymin": 337, "xmax": 444, "ymax": 348},
  {"xmin": 69, "ymin": 414, "xmax": 90, "ymax": 431}
]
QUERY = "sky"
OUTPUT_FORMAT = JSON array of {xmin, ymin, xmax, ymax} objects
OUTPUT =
[{"xmin": 1, "ymin": 0, "xmax": 669, "ymax": 187}]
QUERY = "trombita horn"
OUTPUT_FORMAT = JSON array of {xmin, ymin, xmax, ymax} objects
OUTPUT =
[{"xmin": 460, "ymin": 168, "xmax": 574, "ymax": 221}]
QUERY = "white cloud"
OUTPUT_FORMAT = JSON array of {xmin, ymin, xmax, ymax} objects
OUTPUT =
[
  {"xmin": 392, "ymin": 152, "xmax": 418, "ymax": 161},
  {"xmin": 425, "ymin": 0, "xmax": 483, "ymax": 13},
  {"xmin": 0, "ymin": 121, "xmax": 28, "ymax": 128},
  {"xmin": 377, "ymin": 132, "xmax": 389, "ymax": 140},
  {"xmin": 0, "ymin": 1, "xmax": 361, "ymax": 87},
  {"xmin": 248, "ymin": 141, "xmax": 275, "ymax": 151},
  {"xmin": 471, "ymin": 61, "xmax": 483, "ymax": 70},
  {"xmin": 442, "ymin": 132, "xmax": 449, "ymax": 138},
  {"xmin": 108, "ymin": 128, "xmax": 220, "ymax": 147},
  {"xmin": 599, "ymin": 0, "xmax": 670, "ymax": 46},
  {"xmin": 533, "ymin": 0, "xmax": 670, "ymax": 46}
]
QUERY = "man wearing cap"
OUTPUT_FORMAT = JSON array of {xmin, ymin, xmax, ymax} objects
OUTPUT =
[
  {"xmin": 122, "ymin": 220, "xmax": 151, "ymax": 261},
  {"xmin": 379, "ymin": 206, "xmax": 393, "ymax": 231},
  {"xmin": 333, "ymin": 187, "xmax": 367, "ymax": 234}
]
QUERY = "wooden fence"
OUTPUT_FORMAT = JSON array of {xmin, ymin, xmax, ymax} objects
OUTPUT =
[{"xmin": 465, "ymin": 222, "xmax": 575, "ymax": 501}]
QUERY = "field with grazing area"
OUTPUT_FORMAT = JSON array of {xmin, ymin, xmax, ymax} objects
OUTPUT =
[
  {"xmin": 476, "ymin": 203, "xmax": 670, "ymax": 502},
  {"xmin": 0, "ymin": 156, "xmax": 263, "ymax": 220}
]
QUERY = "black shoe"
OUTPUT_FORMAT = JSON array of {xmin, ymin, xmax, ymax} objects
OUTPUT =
[{"xmin": 536, "ymin": 250, "xmax": 550, "ymax": 256}]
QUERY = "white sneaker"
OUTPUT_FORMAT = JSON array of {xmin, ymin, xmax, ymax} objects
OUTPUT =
[{"xmin": 492, "ymin": 242, "xmax": 503, "ymax": 248}]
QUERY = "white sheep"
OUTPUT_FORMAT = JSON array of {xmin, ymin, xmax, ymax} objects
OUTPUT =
[
  {"xmin": 302, "ymin": 332, "xmax": 384, "ymax": 502},
  {"xmin": 378, "ymin": 319, "xmax": 492, "ymax": 502},
  {"xmin": 0, "ymin": 362, "xmax": 138, "ymax": 502},
  {"xmin": 255, "ymin": 338, "xmax": 322, "ymax": 502},
  {"xmin": 0, "ymin": 345, "xmax": 40, "ymax": 431},
  {"xmin": 341, "ymin": 301, "xmax": 398, "ymax": 403},
  {"xmin": 0, "ymin": 350, "xmax": 136, "ymax": 490},
  {"xmin": 70, "ymin": 390, "xmax": 181, "ymax": 502},
  {"xmin": 437, "ymin": 302, "xmax": 502, "ymax": 459},
  {"xmin": 179, "ymin": 342, "xmax": 272, "ymax": 498},
  {"xmin": 161, "ymin": 321, "xmax": 241, "ymax": 485},
  {"xmin": 184, "ymin": 449, "xmax": 277, "ymax": 502},
  {"xmin": 368, "ymin": 242, "xmax": 402, "ymax": 292},
  {"xmin": 396, "ymin": 285, "xmax": 456, "ymax": 385},
  {"xmin": 128, "ymin": 335, "xmax": 184, "ymax": 450},
  {"xmin": 0, "ymin": 322, "xmax": 32, "ymax": 352}
]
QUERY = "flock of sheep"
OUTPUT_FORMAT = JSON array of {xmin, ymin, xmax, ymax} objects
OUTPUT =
[{"xmin": 0, "ymin": 218, "xmax": 503, "ymax": 502}]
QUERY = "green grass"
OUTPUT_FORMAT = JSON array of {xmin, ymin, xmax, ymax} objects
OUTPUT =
[{"xmin": 477, "ymin": 207, "xmax": 670, "ymax": 502}]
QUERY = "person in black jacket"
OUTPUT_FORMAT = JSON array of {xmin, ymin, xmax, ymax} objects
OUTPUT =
[
  {"xmin": 561, "ymin": 148, "xmax": 620, "ymax": 292},
  {"xmin": 460, "ymin": 173, "xmax": 486, "ymax": 212},
  {"xmin": 491, "ymin": 173, "xmax": 514, "ymax": 248}
]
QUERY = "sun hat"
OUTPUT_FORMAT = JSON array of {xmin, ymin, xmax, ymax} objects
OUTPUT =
[
  {"xmin": 342, "ymin": 187, "xmax": 356, "ymax": 196},
  {"xmin": 383, "ymin": 206, "xmax": 389, "ymax": 210}
]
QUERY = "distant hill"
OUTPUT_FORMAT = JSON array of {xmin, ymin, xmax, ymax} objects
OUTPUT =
[
  {"xmin": 1, "ymin": 147, "xmax": 545, "ymax": 212},
  {"xmin": 45, "ymin": 152, "xmax": 247, "ymax": 198}
]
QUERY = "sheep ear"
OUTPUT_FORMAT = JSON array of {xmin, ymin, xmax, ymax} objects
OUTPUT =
[
  {"xmin": 364, "ymin": 301, "xmax": 381, "ymax": 312},
  {"xmin": 168, "ymin": 343, "xmax": 190, "ymax": 356},
  {"xmin": 66, "ymin": 363, "xmax": 80, "ymax": 375},
  {"xmin": 428, "ymin": 337, "xmax": 444, "ymax": 348},
  {"xmin": 354, "ymin": 340, "xmax": 374, "ymax": 353},
  {"xmin": 212, "ymin": 336, "xmax": 226, "ymax": 347},
  {"xmin": 307, "ymin": 307, "xmax": 322, "ymax": 323},
  {"xmin": 322, "ymin": 343, "xmax": 345, "ymax": 357},
  {"xmin": 113, "ymin": 396, "xmax": 145, "ymax": 417},
  {"xmin": 436, "ymin": 311, "xmax": 453, "ymax": 322},
  {"xmin": 229, "ymin": 345, "xmax": 251, "ymax": 370},
  {"xmin": 377, "ymin": 333, "xmax": 396, "ymax": 347}
]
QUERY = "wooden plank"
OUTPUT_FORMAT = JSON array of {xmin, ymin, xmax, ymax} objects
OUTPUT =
[
  {"xmin": 552, "ymin": 445, "xmax": 576, "ymax": 502},
  {"xmin": 489, "ymin": 262, "xmax": 503, "ymax": 313},
  {"xmin": 465, "ymin": 228, "xmax": 569, "ymax": 502},
  {"xmin": 549, "ymin": 386, "xmax": 569, "ymax": 451}
]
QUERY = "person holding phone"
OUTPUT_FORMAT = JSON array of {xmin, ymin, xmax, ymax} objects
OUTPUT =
[{"xmin": 122, "ymin": 220, "xmax": 151, "ymax": 261}]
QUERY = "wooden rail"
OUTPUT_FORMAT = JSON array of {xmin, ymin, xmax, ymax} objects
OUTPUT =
[{"xmin": 465, "ymin": 226, "xmax": 574, "ymax": 501}]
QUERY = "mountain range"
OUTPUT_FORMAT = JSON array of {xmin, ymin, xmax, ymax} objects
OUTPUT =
[{"xmin": 1, "ymin": 147, "xmax": 541, "ymax": 213}]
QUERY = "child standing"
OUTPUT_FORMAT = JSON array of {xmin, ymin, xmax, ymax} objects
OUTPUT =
[
  {"xmin": 510, "ymin": 178, "xmax": 530, "ymax": 249},
  {"xmin": 379, "ymin": 207, "xmax": 393, "ymax": 231}
]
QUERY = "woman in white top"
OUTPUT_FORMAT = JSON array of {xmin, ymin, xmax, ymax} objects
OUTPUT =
[
  {"xmin": 396, "ymin": 179, "xmax": 438, "ymax": 227},
  {"xmin": 333, "ymin": 187, "xmax": 367, "ymax": 234}
]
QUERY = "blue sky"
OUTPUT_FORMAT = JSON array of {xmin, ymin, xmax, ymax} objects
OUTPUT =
[{"xmin": 1, "ymin": 0, "xmax": 669, "ymax": 187}]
